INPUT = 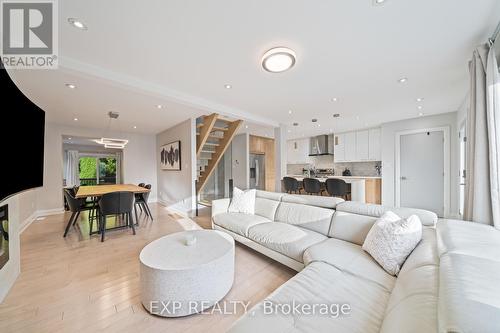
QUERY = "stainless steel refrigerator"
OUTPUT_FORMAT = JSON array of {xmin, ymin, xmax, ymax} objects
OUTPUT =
[{"xmin": 249, "ymin": 154, "xmax": 265, "ymax": 190}]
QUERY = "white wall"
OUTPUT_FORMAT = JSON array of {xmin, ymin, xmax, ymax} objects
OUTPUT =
[
  {"xmin": 38, "ymin": 122, "xmax": 158, "ymax": 212},
  {"xmin": 156, "ymin": 119, "xmax": 196, "ymax": 216},
  {"xmin": 381, "ymin": 112, "xmax": 459, "ymax": 217},
  {"xmin": 0, "ymin": 189, "xmax": 37, "ymax": 302},
  {"xmin": 231, "ymin": 133, "xmax": 249, "ymax": 189}
]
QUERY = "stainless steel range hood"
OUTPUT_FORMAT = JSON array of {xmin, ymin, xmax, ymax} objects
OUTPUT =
[{"xmin": 309, "ymin": 134, "xmax": 334, "ymax": 156}]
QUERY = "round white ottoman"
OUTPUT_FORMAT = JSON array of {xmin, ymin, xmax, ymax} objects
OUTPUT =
[{"xmin": 140, "ymin": 230, "xmax": 234, "ymax": 317}]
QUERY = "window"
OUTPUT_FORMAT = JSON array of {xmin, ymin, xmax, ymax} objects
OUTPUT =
[{"xmin": 79, "ymin": 156, "xmax": 118, "ymax": 185}]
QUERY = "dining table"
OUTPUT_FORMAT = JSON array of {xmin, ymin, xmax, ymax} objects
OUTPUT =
[
  {"xmin": 75, "ymin": 184, "xmax": 151, "ymax": 234},
  {"xmin": 75, "ymin": 184, "xmax": 150, "ymax": 198}
]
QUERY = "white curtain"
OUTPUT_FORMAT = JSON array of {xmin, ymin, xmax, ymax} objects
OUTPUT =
[
  {"xmin": 65, "ymin": 150, "xmax": 80, "ymax": 187},
  {"xmin": 464, "ymin": 43, "xmax": 500, "ymax": 229}
]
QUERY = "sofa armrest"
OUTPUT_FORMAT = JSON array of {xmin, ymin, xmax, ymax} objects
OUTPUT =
[{"xmin": 212, "ymin": 198, "xmax": 231, "ymax": 218}]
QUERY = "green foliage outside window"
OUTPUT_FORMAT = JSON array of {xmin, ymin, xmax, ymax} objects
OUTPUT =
[{"xmin": 79, "ymin": 157, "xmax": 97, "ymax": 178}]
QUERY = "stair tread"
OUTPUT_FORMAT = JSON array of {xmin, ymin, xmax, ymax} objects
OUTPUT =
[{"xmin": 204, "ymin": 142, "xmax": 220, "ymax": 146}]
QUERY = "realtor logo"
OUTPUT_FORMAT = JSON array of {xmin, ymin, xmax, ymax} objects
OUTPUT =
[{"xmin": 1, "ymin": 0, "xmax": 58, "ymax": 69}]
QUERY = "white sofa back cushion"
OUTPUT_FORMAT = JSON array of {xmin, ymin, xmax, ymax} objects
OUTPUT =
[
  {"xmin": 362, "ymin": 211, "xmax": 422, "ymax": 276},
  {"xmin": 281, "ymin": 194, "xmax": 344, "ymax": 209},
  {"xmin": 254, "ymin": 197, "xmax": 280, "ymax": 221},
  {"xmin": 275, "ymin": 202, "xmax": 334, "ymax": 235}
]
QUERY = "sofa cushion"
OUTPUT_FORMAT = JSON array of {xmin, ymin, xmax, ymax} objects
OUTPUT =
[
  {"xmin": 304, "ymin": 238, "xmax": 395, "ymax": 291},
  {"xmin": 213, "ymin": 212, "xmax": 271, "ymax": 237},
  {"xmin": 275, "ymin": 202, "xmax": 334, "ymax": 235},
  {"xmin": 330, "ymin": 210, "xmax": 378, "ymax": 245},
  {"xmin": 379, "ymin": 228, "xmax": 439, "ymax": 333},
  {"xmin": 436, "ymin": 220, "xmax": 500, "ymax": 333},
  {"xmin": 281, "ymin": 194, "xmax": 344, "ymax": 209},
  {"xmin": 228, "ymin": 261, "xmax": 390, "ymax": 333},
  {"xmin": 335, "ymin": 201, "xmax": 437, "ymax": 226},
  {"xmin": 247, "ymin": 222, "xmax": 327, "ymax": 262},
  {"xmin": 256, "ymin": 190, "xmax": 285, "ymax": 201},
  {"xmin": 254, "ymin": 197, "xmax": 280, "ymax": 221}
]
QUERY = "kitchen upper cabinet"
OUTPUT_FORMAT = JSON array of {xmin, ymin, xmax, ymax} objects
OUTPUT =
[
  {"xmin": 334, "ymin": 128, "xmax": 381, "ymax": 163},
  {"xmin": 334, "ymin": 134, "xmax": 345, "ymax": 162},
  {"xmin": 345, "ymin": 132, "xmax": 356, "ymax": 161},
  {"xmin": 356, "ymin": 130, "xmax": 369, "ymax": 161},
  {"xmin": 287, "ymin": 138, "xmax": 310, "ymax": 164},
  {"xmin": 368, "ymin": 128, "xmax": 381, "ymax": 160}
]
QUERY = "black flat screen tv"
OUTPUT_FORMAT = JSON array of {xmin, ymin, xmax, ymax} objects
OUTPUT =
[{"xmin": 0, "ymin": 67, "xmax": 45, "ymax": 201}]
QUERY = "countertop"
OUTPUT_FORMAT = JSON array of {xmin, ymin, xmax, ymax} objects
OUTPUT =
[{"xmin": 286, "ymin": 175, "xmax": 382, "ymax": 180}]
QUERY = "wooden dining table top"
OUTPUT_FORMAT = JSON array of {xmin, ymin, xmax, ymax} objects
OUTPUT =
[{"xmin": 75, "ymin": 184, "xmax": 150, "ymax": 198}]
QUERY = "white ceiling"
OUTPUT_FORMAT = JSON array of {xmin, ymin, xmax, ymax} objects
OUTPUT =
[{"xmin": 7, "ymin": 0, "xmax": 500, "ymax": 138}]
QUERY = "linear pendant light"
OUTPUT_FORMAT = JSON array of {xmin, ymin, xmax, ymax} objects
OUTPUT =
[{"xmin": 94, "ymin": 112, "xmax": 129, "ymax": 149}]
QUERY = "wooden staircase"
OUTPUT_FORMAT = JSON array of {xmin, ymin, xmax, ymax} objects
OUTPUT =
[{"xmin": 196, "ymin": 113, "xmax": 243, "ymax": 193}]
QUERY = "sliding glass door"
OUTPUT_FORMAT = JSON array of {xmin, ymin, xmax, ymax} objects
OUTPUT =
[{"xmin": 79, "ymin": 155, "xmax": 119, "ymax": 185}]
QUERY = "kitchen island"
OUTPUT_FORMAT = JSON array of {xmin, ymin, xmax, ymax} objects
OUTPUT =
[{"xmin": 284, "ymin": 175, "xmax": 381, "ymax": 204}]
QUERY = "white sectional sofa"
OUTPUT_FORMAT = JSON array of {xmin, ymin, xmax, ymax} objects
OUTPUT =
[{"xmin": 211, "ymin": 190, "xmax": 500, "ymax": 332}]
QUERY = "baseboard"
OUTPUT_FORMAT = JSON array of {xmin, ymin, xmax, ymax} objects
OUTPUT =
[
  {"xmin": 19, "ymin": 208, "xmax": 65, "ymax": 234},
  {"xmin": 157, "ymin": 199, "xmax": 193, "ymax": 218}
]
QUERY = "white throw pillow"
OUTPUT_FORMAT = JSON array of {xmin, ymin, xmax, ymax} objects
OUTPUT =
[
  {"xmin": 228, "ymin": 187, "xmax": 256, "ymax": 215},
  {"xmin": 362, "ymin": 211, "xmax": 422, "ymax": 276}
]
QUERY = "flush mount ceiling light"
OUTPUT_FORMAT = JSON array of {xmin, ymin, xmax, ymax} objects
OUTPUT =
[
  {"xmin": 224, "ymin": 84, "xmax": 232, "ymax": 89},
  {"xmin": 65, "ymin": 83, "xmax": 76, "ymax": 89},
  {"xmin": 94, "ymin": 112, "xmax": 129, "ymax": 149},
  {"xmin": 68, "ymin": 18, "xmax": 88, "ymax": 30},
  {"xmin": 398, "ymin": 77, "xmax": 408, "ymax": 83},
  {"xmin": 262, "ymin": 47, "xmax": 296, "ymax": 73},
  {"xmin": 416, "ymin": 97, "xmax": 424, "ymax": 102}
]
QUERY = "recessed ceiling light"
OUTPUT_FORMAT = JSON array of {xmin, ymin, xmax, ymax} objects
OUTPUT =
[
  {"xmin": 133, "ymin": 126, "xmax": 137, "ymax": 129},
  {"xmin": 288, "ymin": 110, "xmax": 293, "ymax": 114},
  {"xmin": 418, "ymin": 112, "xmax": 424, "ymax": 117},
  {"xmin": 68, "ymin": 137, "xmax": 72, "ymax": 140},
  {"xmin": 156, "ymin": 104, "xmax": 163, "ymax": 109},
  {"xmin": 65, "ymin": 83, "xmax": 76, "ymax": 89},
  {"xmin": 287, "ymin": 129, "xmax": 291, "ymax": 133},
  {"xmin": 416, "ymin": 97, "xmax": 424, "ymax": 102},
  {"xmin": 318, "ymin": 124, "xmax": 321, "ymax": 127},
  {"xmin": 331, "ymin": 97, "xmax": 338, "ymax": 102},
  {"xmin": 245, "ymin": 125, "xmax": 249, "ymax": 129},
  {"xmin": 262, "ymin": 47, "xmax": 296, "ymax": 73},
  {"xmin": 68, "ymin": 18, "xmax": 87, "ymax": 30},
  {"xmin": 373, "ymin": 0, "xmax": 387, "ymax": 5},
  {"xmin": 73, "ymin": 118, "xmax": 78, "ymax": 121},
  {"xmin": 224, "ymin": 84, "xmax": 232, "ymax": 89},
  {"xmin": 398, "ymin": 77, "xmax": 408, "ymax": 83},
  {"xmin": 417, "ymin": 105, "xmax": 423, "ymax": 110}
]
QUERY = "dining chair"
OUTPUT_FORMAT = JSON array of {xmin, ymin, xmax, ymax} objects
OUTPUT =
[
  {"xmin": 325, "ymin": 178, "xmax": 350, "ymax": 200},
  {"xmin": 98, "ymin": 191, "xmax": 135, "ymax": 242},
  {"xmin": 303, "ymin": 178, "xmax": 324, "ymax": 195},
  {"xmin": 138, "ymin": 183, "xmax": 146, "ymax": 187},
  {"xmin": 135, "ymin": 184, "xmax": 153, "ymax": 221},
  {"xmin": 283, "ymin": 177, "xmax": 300, "ymax": 194},
  {"xmin": 63, "ymin": 189, "xmax": 94, "ymax": 237}
]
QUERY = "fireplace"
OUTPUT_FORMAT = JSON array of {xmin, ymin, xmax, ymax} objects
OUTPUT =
[{"xmin": 0, "ymin": 205, "xmax": 8, "ymax": 270}]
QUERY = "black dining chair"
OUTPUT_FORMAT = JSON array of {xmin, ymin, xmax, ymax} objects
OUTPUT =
[
  {"xmin": 135, "ymin": 184, "xmax": 153, "ymax": 221},
  {"xmin": 63, "ymin": 188, "xmax": 94, "ymax": 237},
  {"xmin": 283, "ymin": 177, "xmax": 300, "ymax": 194},
  {"xmin": 138, "ymin": 183, "xmax": 146, "ymax": 187},
  {"xmin": 98, "ymin": 191, "xmax": 135, "ymax": 242},
  {"xmin": 326, "ymin": 178, "xmax": 350, "ymax": 200},
  {"xmin": 303, "ymin": 178, "xmax": 324, "ymax": 195}
]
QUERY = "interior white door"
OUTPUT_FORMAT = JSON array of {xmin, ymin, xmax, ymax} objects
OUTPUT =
[{"xmin": 399, "ymin": 131, "xmax": 444, "ymax": 216}]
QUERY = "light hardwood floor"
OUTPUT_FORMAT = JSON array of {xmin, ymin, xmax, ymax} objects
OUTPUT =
[{"xmin": 0, "ymin": 203, "xmax": 295, "ymax": 333}]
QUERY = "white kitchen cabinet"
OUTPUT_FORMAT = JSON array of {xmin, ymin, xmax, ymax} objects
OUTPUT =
[
  {"xmin": 334, "ymin": 128, "xmax": 381, "ymax": 163},
  {"xmin": 369, "ymin": 128, "xmax": 381, "ymax": 160},
  {"xmin": 345, "ymin": 132, "xmax": 356, "ymax": 161},
  {"xmin": 356, "ymin": 130, "xmax": 369, "ymax": 161},
  {"xmin": 333, "ymin": 134, "xmax": 345, "ymax": 162},
  {"xmin": 287, "ymin": 138, "xmax": 310, "ymax": 164}
]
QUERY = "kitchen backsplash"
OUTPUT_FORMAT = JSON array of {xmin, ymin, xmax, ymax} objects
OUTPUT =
[{"xmin": 287, "ymin": 160, "xmax": 381, "ymax": 177}]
